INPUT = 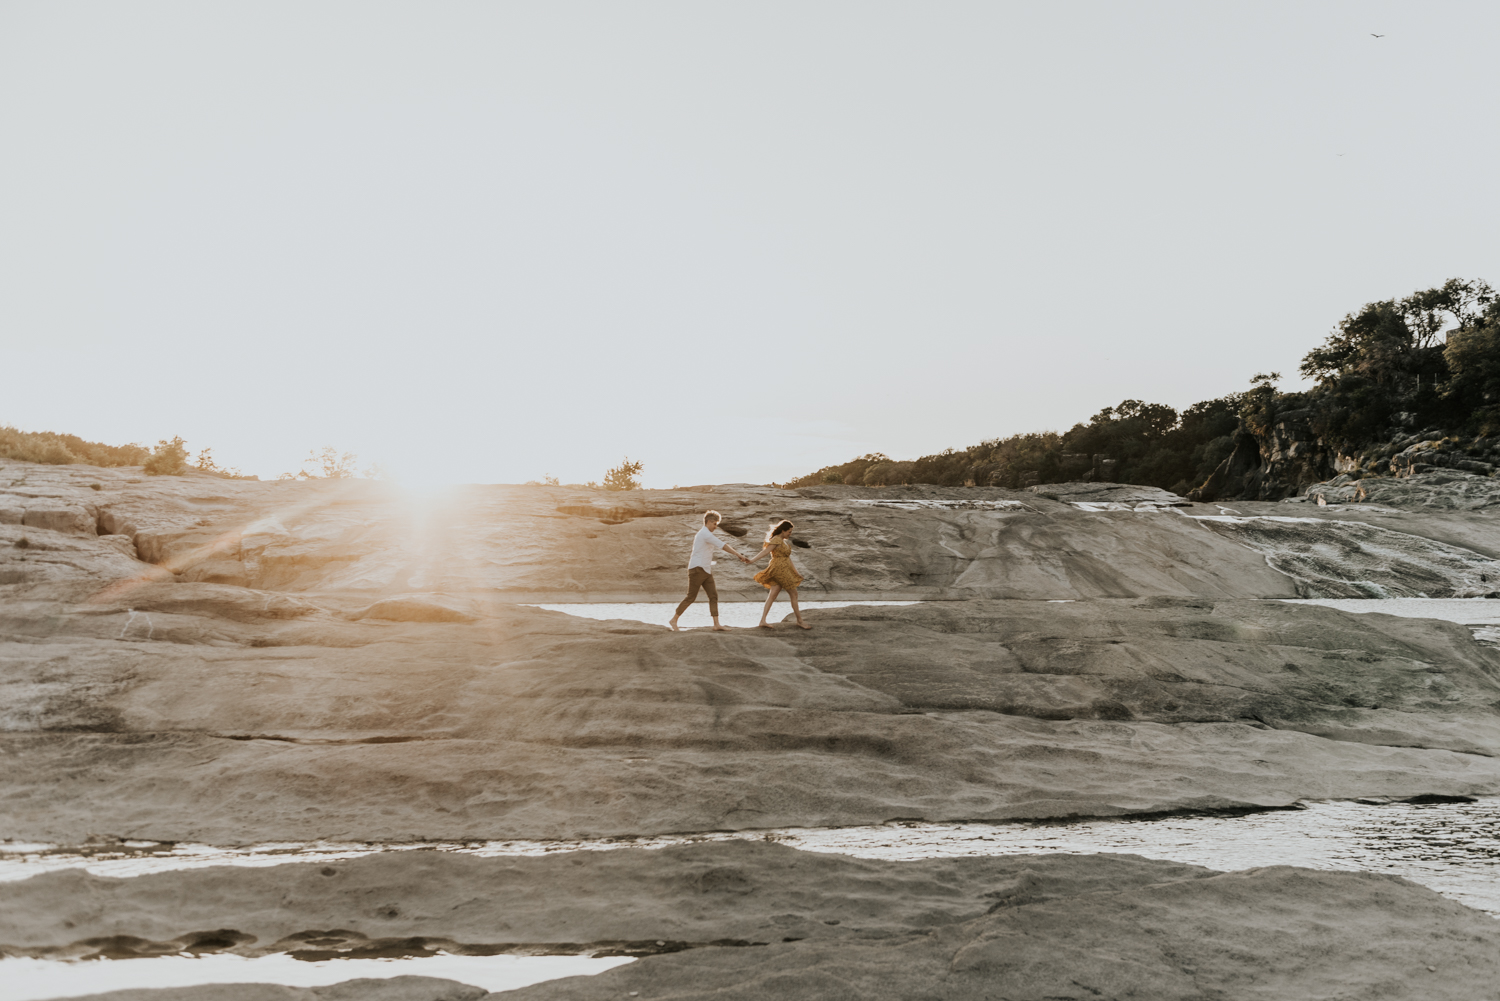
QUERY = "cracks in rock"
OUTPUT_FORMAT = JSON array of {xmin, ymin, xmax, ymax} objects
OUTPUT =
[
  {"xmin": 208, "ymin": 733, "xmax": 442, "ymax": 745},
  {"xmin": 3, "ymin": 930, "xmax": 768, "ymax": 962}
]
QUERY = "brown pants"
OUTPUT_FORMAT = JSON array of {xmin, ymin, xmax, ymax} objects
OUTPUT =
[{"xmin": 675, "ymin": 567, "xmax": 718, "ymax": 619}]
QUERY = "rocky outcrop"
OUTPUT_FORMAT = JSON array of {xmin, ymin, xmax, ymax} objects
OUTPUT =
[
  {"xmin": 1261, "ymin": 432, "xmax": 1500, "ymax": 510},
  {"xmin": 1391, "ymin": 438, "xmax": 1500, "ymax": 477},
  {"xmin": 1189, "ymin": 410, "xmax": 1337, "ymax": 502},
  {"xmin": 1300, "ymin": 469, "xmax": 1500, "ymax": 511}
]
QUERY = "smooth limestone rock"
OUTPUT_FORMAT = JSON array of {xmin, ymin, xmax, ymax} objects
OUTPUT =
[
  {"xmin": 7, "ymin": 843, "xmax": 1498, "ymax": 1001},
  {"xmin": 1026, "ymin": 481, "xmax": 1189, "ymax": 508},
  {"xmin": 10, "ymin": 460, "xmax": 1500, "ymax": 999},
  {"xmin": 500, "ymin": 863, "xmax": 1500, "ymax": 1001},
  {"xmin": 1191, "ymin": 513, "xmax": 1500, "ymax": 597},
  {"xmin": 2, "ymin": 461, "xmax": 1298, "ymax": 600},
  {"xmin": 5, "ymin": 589, "xmax": 1500, "ymax": 842},
  {"xmin": 0, "ymin": 842, "xmax": 1212, "ymax": 957},
  {"xmin": 10, "ymin": 460, "xmax": 1500, "ymax": 601}
]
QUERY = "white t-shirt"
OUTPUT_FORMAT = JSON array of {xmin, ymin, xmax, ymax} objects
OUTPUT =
[{"xmin": 687, "ymin": 525, "xmax": 728, "ymax": 573}]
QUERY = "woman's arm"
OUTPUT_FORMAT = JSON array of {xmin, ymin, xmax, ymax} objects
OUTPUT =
[{"xmin": 746, "ymin": 544, "xmax": 772, "ymax": 564}]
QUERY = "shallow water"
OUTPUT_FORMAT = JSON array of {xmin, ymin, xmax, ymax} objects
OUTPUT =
[
  {"xmin": 532, "ymin": 596, "xmax": 1500, "ymax": 639},
  {"xmin": 7, "ymin": 799, "xmax": 1500, "ymax": 914},
  {"xmin": 1280, "ymin": 597, "xmax": 1500, "ymax": 641},
  {"xmin": 0, "ymin": 953, "xmax": 633, "ymax": 1001},
  {"xmin": 527, "ymin": 600, "xmax": 918, "ymax": 629},
  {"xmin": 1281, "ymin": 596, "xmax": 1500, "ymax": 623},
  {"xmin": 12, "ymin": 597, "xmax": 1500, "ymax": 997}
]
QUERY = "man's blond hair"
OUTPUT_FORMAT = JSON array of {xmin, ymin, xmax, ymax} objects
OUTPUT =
[{"xmin": 703, "ymin": 510, "xmax": 722, "ymax": 525}]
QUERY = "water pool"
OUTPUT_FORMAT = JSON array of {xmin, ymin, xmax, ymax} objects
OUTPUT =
[
  {"xmin": 526, "ymin": 600, "xmax": 918, "ymax": 629},
  {"xmin": 8, "ymin": 798, "xmax": 1500, "ymax": 913},
  {"xmin": 0, "ymin": 953, "xmax": 632, "ymax": 1001}
]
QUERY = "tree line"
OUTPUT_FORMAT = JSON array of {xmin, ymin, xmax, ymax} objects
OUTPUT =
[{"xmin": 783, "ymin": 278, "xmax": 1500, "ymax": 494}]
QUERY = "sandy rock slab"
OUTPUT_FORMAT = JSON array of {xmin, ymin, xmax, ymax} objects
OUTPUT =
[{"xmin": 8, "ymin": 843, "xmax": 1497, "ymax": 1001}]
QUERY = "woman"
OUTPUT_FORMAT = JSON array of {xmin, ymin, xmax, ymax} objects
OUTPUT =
[{"xmin": 747, "ymin": 519, "xmax": 811, "ymax": 629}]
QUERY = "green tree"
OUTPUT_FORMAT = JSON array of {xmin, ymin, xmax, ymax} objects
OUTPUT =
[
  {"xmin": 1444, "ymin": 300, "xmax": 1500, "ymax": 433},
  {"xmin": 602, "ymin": 457, "xmax": 644, "ymax": 491}
]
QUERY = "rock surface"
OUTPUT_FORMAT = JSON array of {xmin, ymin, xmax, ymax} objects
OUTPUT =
[
  {"xmin": 10, "ymin": 459, "xmax": 1500, "ymax": 998},
  {"xmin": 55, "ymin": 978, "xmax": 485, "ymax": 1001},
  {"xmin": 0, "ymin": 842, "xmax": 1212, "ymax": 957},
  {"xmin": 7, "ymin": 589, "xmax": 1500, "ymax": 842},
  {"xmin": 7, "ymin": 461, "xmax": 1500, "ymax": 842},
  {"xmin": 503, "ymin": 861, "xmax": 1500, "ymax": 1001},
  {"xmin": 9, "ymin": 843, "xmax": 1500, "ymax": 1001}
]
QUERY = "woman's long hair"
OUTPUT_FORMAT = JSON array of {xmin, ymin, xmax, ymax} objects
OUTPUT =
[{"xmin": 765, "ymin": 519, "xmax": 794, "ymax": 543}]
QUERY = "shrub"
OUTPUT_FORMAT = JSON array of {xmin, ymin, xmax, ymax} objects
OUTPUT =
[
  {"xmin": 602, "ymin": 457, "xmax": 644, "ymax": 491},
  {"xmin": 193, "ymin": 448, "xmax": 244, "ymax": 478},
  {"xmin": 281, "ymin": 447, "xmax": 360, "ymax": 480},
  {"xmin": 0, "ymin": 425, "xmax": 150, "ymax": 467},
  {"xmin": 144, "ymin": 437, "xmax": 189, "ymax": 476}
]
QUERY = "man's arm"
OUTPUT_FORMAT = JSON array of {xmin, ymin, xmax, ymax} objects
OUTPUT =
[{"xmin": 721, "ymin": 543, "xmax": 750, "ymax": 563}]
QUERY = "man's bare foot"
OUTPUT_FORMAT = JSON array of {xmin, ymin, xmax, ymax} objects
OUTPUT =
[
  {"xmin": 711, "ymin": 624, "xmax": 730, "ymax": 631},
  {"xmin": 669, "ymin": 618, "xmax": 680, "ymax": 632}
]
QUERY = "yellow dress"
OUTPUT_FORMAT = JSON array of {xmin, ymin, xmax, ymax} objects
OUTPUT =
[{"xmin": 754, "ymin": 539, "xmax": 804, "ymax": 591}]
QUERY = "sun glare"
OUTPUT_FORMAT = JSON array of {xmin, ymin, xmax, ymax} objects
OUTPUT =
[{"xmin": 396, "ymin": 477, "xmax": 462, "ymax": 503}]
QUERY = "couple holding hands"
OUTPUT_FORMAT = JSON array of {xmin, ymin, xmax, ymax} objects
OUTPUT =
[{"xmin": 668, "ymin": 509, "xmax": 810, "ymax": 632}]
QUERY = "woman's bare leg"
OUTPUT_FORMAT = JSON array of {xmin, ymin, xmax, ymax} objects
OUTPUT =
[
  {"xmin": 789, "ymin": 589, "xmax": 810, "ymax": 628},
  {"xmin": 759, "ymin": 585, "xmax": 781, "ymax": 627}
]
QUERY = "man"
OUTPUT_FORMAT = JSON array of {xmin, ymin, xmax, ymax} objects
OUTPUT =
[{"xmin": 669, "ymin": 509, "xmax": 750, "ymax": 632}]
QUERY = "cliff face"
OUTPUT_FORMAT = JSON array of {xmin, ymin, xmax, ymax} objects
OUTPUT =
[{"xmin": 1188, "ymin": 409, "xmax": 1336, "ymax": 502}]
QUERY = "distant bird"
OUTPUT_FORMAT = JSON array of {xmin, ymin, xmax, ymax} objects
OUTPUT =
[{"xmin": 1371, "ymin": 33, "xmax": 1385, "ymax": 38}]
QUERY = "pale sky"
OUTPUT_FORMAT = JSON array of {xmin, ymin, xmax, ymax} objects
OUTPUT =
[{"xmin": 3, "ymin": 2, "xmax": 1498, "ymax": 486}]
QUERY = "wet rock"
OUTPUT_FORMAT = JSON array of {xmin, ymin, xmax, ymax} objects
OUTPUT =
[{"xmin": 1193, "ymin": 513, "xmax": 1500, "ymax": 597}]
